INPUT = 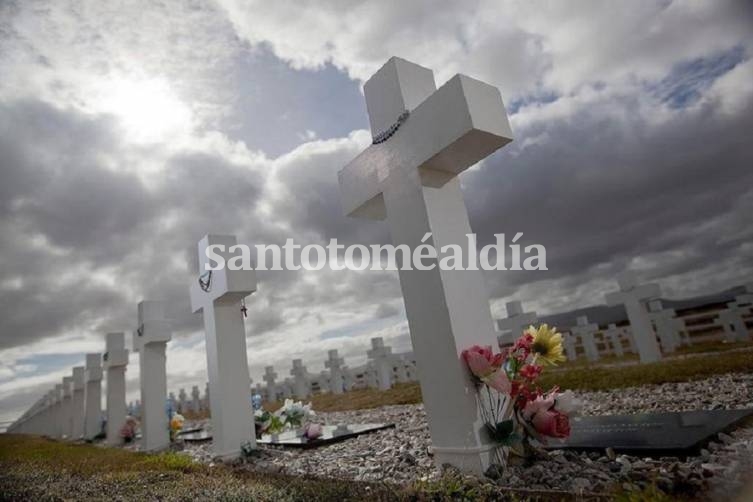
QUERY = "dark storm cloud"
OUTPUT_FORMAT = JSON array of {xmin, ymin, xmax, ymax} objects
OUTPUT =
[{"xmin": 465, "ymin": 85, "xmax": 753, "ymax": 300}]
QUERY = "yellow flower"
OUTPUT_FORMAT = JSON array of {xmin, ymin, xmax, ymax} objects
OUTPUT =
[
  {"xmin": 170, "ymin": 413, "xmax": 185, "ymax": 432},
  {"xmin": 526, "ymin": 324, "xmax": 566, "ymax": 365}
]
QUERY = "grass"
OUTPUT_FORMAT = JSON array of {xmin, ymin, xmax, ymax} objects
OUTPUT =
[
  {"xmin": 264, "ymin": 382, "xmax": 423, "ymax": 413},
  {"xmin": 0, "ymin": 434, "xmax": 397, "ymax": 501},
  {"xmin": 264, "ymin": 347, "xmax": 753, "ymax": 413},
  {"xmin": 0, "ymin": 434, "xmax": 607, "ymax": 501},
  {"xmin": 675, "ymin": 340, "xmax": 752, "ymax": 356},
  {"xmin": 538, "ymin": 347, "xmax": 753, "ymax": 392}
]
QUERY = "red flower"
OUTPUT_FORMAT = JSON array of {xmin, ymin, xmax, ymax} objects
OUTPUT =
[
  {"xmin": 512, "ymin": 333, "xmax": 534, "ymax": 352},
  {"xmin": 531, "ymin": 410, "xmax": 571, "ymax": 438},
  {"xmin": 519, "ymin": 364, "xmax": 542, "ymax": 380}
]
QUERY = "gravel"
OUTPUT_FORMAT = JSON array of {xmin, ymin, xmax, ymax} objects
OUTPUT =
[{"xmin": 181, "ymin": 372, "xmax": 753, "ymax": 497}]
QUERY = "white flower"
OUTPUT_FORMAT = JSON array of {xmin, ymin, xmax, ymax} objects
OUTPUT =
[{"xmin": 553, "ymin": 390, "xmax": 581, "ymax": 415}]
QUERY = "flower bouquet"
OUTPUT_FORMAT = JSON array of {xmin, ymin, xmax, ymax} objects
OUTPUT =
[
  {"xmin": 462, "ymin": 324, "xmax": 579, "ymax": 467},
  {"xmin": 169, "ymin": 412, "xmax": 185, "ymax": 442},
  {"xmin": 119, "ymin": 415, "xmax": 139, "ymax": 443},
  {"xmin": 255, "ymin": 399, "xmax": 322, "ymax": 440}
]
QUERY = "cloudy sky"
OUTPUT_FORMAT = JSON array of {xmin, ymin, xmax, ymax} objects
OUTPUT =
[{"xmin": 1, "ymin": 1, "xmax": 752, "ymax": 425}]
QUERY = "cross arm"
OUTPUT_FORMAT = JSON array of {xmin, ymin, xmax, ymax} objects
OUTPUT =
[
  {"xmin": 189, "ymin": 235, "xmax": 257, "ymax": 312},
  {"xmin": 339, "ymin": 74, "xmax": 513, "ymax": 220}
]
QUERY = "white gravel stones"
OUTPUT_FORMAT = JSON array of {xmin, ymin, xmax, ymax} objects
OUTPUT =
[{"xmin": 180, "ymin": 373, "xmax": 753, "ymax": 497}]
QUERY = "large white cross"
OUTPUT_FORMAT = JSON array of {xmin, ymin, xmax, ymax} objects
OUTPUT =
[
  {"xmin": 103, "ymin": 332, "xmax": 128, "ymax": 445},
  {"xmin": 134, "ymin": 300, "xmax": 172, "ymax": 452},
  {"xmin": 339, "ymin": 57, "xmax": 513, "ymax": 474},
  {"xmin": 605, "ymin": 272, "xmax": 662, "ymax": 363},
  {"xmin": 190, "ymin": 234, "xmax": 257, "ymax": 459}
]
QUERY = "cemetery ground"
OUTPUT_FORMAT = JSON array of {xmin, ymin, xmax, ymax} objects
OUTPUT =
[{"xmin": 2, "ymin": 347, "xmax": 753, "ymax": 501}]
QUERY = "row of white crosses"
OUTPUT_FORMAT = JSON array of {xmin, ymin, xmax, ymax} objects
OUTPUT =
[
  {"xmin": 7, "ymin": 349, "xmax": 104, "ymax": 441},
  {"xmin": 168, "ymin": 385, "xmax": 208, "ymax": 414},
  {"xmin": 495, "ymin": 273, "xmax": 694, "ymax": 363},
  {"xmin": 7, "ymin": 342, "xmax": 107, "ymax": 442},
  {"xmin": 254, "ymin": 340, "xmax": 416, "ymax": 404},
  {"xmin": 7, "ymin": 304, "xmax": 175, "ymax": 453}
]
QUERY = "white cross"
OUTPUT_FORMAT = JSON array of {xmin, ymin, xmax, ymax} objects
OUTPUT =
[
  {"xmin": 189, "ymin": 234, "xmax": 256, "ymax": 459},
  {"xmin": 647, "ymin": 299, "xmax": 684, "ymax": 352},
  {"xmin": 61, "ymin": 376, "xmax": 73, "ymax": 439},
  {"xmin": 339, "ymin": 57, "xmax": 513, "ymax": 474},
  {"xmin": 570, "ymin": 315, "xmax": 600, "ymax": 362},
  {"xmin": 367, "ymin": 337, "xmax": 394, "ymax": 391},
  {"xmin": 134, "ymin": 300, "xmax": 172, "ymax": 451},
  {"xmin": 83, "ymin": 353, "xmax": 102, "ymax": 440},
  {"xmin": 719, "ymin": 301, "xmax": 751, "ymax": 342},
  {"xmin": 70, "ymin": 366, "xmax": 85, "ymax": 440},
  {"xmin": 289, "ymin": 359, "xmax": 310, "ymax": 398},
  {"xmin": 603, "ymin": 323, "xmax": 625, "ymax": 357},
  {"xmin": 605, "ymin": 272, "xmax": 662, "ymax": 363},
  {"xmin": 263, "ymin": 366, "xmax": 278, "ymax": 401},
  {"xmin": 562, "ymin": 333, "xmax": 577, "ymax": 361},
  {"xmin": 324, "ymin": 349, "xmax": 345, "ymax": 394},
  {"xmin": 496, "ymin": 301, "xmax": 538, "ymax": 348},
  {"xmin": 103, "ymin": 332, "xmax": 128, "ymax": 445}
]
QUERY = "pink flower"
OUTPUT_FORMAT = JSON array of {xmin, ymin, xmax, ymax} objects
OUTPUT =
[
  {"xmin": 522, "ymin": 394, "xmax": 555, "ymax": 421},
  {"xmin": 461, "ymin": 345, "xmax": 502, "ymax": 378},
  {"xmin": 531, "ymin": 410, "xmax": 570, "ymax": 438},
  {"xmin": 481, "ymin": 369, "xmax": 512, "ymax": 394},
  {"xmin": 304, "ymin": 422, "xmax": 323, "ymax": 440}
]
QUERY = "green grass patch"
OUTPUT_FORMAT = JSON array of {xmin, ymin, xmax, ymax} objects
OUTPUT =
[
  {"xmin": 539, "ymin": 348, "xmax": 753, "ymax": 392},
  {"xmin": 0, "ymin": 435, "xmax": 587, "ymax": 501},
  {"xmin": 265, "ymin": 382, "xmax": 423, "ymax": 413}
]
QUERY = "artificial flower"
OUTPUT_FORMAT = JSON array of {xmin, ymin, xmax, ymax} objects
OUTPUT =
[
  {"xmin": 461, "ymin": 345, "xmax": 503, "ymax": 378},
  {"xmin": 278, "ymin": 399, "xmax": 315, "ymax": 428},
  {"xmin": 481, "ymin": 369, "xmax": 512, "ymax": 394},
  {"xmin": 522, "ymin": 394, "xmax": 555, "ymax": 421},
  {"xmin": 526, "ymin": 324, "xmax": 566, "ymax": 365},
  {"xmin": 120, "ymin": 415, "xmax": 139, "ymax": 441},
  {"xmin": 170, "ymin": 413, "xmax": 185, "ymax": 432},
  {"xmin": 519, "ymin": 363, "xmax": 543, "ymax": 380},
  {"xmin": 553, "ymin": 390, "xmax": 581, "ymax": 415},
  {"xmin": 303, "ymin": 422, "xmax": 323, "ymax": 440},
  {"xmin": 531, "ymin": 409, "xmax": 570, "ymax": 438},
  {"xmin": 512, "ymin": 333, "xmax": 534, "ymax": 354}
]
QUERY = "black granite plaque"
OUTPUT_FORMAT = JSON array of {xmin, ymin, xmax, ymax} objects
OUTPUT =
[
  {"xmin": 258, "ymin": 423, "xmax": 395, "ymax": 449},
  {"xmin": 545, "ymin": 408, "xmax": 753, "ymax": 456},
  {"xmin": 179, "ymin": 423, "xmax": 395, "ymax": 448}
]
